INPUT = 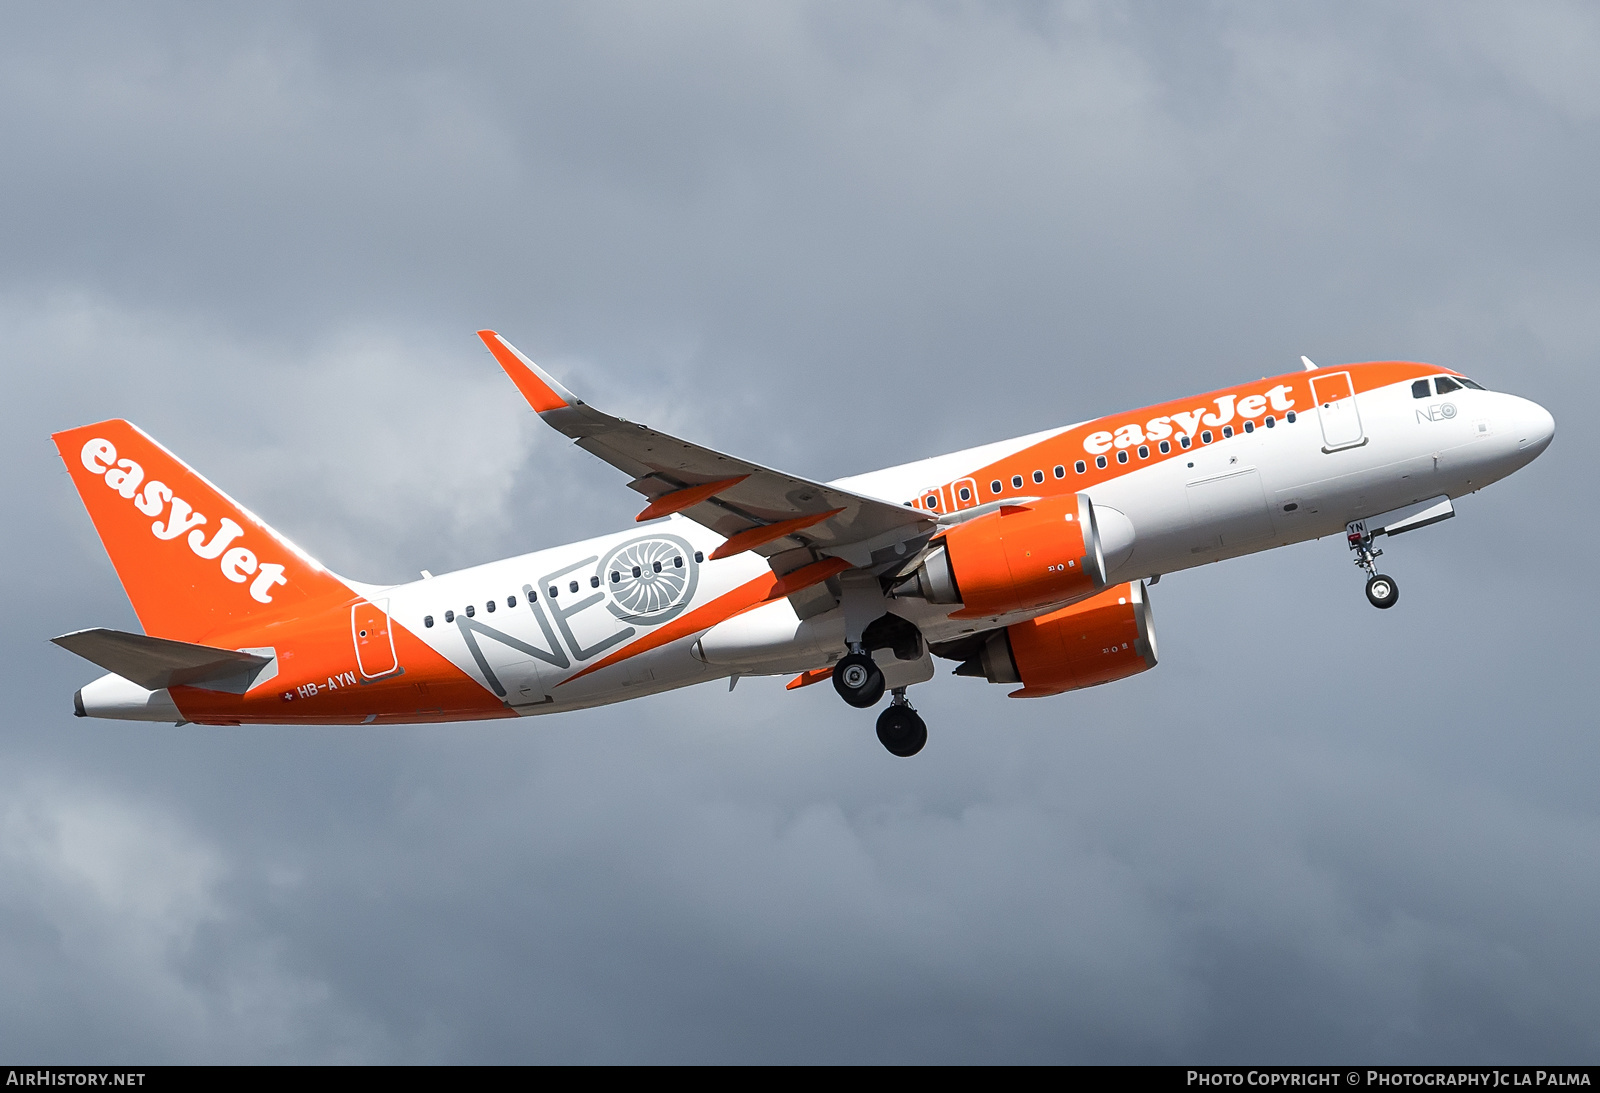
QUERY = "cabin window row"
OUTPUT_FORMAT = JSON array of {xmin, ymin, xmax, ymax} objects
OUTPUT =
[
  {"xmin": 422, "ymin": 551, "xmax": 705, "ymax": 628},
  {"xmin": 972, "ymin": 412, "xmax": 1299, "ymax": 486},
  {"xmin": 965, "ymin": 409, "xmax": 1308, "ymax": 502}
]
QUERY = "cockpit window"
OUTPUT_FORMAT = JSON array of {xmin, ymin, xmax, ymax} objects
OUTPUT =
[
  {"xmin": 1457, "ymin": 377, "xmax": 1486, "ymax": 390},
  {"xmin": 1434, "ymin": 376, "xmax": 1462, "ymax": 395},
  {"xmin": 1411, "ymin": 379, "xmax": 1430, "ymax": 399}
]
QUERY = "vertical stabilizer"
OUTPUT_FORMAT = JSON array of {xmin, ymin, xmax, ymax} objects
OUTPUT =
[{"xmin": 52, "ymin": 420, "xmax": 352, "ymax": 643}]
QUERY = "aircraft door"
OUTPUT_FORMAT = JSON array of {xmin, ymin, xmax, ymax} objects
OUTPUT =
[
  {"xmin": 352, "ymin": 599, "xmax": 401, "ymax": 679},
  {"xmin": 1310, "ymin": 371, "xmax": 1366, "ymax": 451}
]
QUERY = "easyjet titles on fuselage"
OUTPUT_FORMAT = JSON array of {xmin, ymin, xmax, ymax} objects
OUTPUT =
[{"xmin": 1082, "ymin": 384, "xmax": 1297, "ymax": 455}]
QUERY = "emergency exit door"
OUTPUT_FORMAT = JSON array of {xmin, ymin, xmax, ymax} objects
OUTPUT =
[{"xmin": 352, "ymin": 599, "xmax": 400, "ymax": 679}]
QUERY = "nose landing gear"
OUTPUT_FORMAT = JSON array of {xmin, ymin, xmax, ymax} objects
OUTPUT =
[
  {"xmin": 876, "ymin": 689, "xmax": 927, "ymax": 757},
  {"xmin": 1348, "ymin": 521, "xmax": 1399, "ymax": 609}
]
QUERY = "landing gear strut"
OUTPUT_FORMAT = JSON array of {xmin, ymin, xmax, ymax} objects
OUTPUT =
[
  {"xmin": 1348, "ymin": 521, "xmax": 1399, "ymax": 609},
  {"xmin": 876, "ymin": 689, "xmax": 927, "ymax": 757}
]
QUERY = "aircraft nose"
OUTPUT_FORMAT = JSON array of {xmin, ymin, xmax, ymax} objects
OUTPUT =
[{"xmin": 1512, "ymin": 397, "xmax": 1555, "ymax": 458}]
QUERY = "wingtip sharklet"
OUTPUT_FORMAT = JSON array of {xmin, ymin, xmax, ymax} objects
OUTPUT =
[{"xmin": 477, "ymin": 330, "xmax": 579, "ymax": 414}]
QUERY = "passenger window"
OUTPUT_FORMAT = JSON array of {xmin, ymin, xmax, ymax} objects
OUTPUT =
[
  {"xmin": 1137, "ymin": 445, "xmax": 1149, "ymax": 458},
  {"xmin": 674, "ymin": 556, "xmax": 684, "ymax": 567},
  {"xmin": 1179, "ymin": 435, "xmax": 1192, "ymax": 449},
  {"xmin": 569, "ymin": 580, "xmax": 580, "ymax": 593},
  {"xmin": 1095, "ymin": 455, "xmax": 1107, "ymax": 469},
  {"xmin": 1264, "ymin": 416, "xmax": 1275, "ymax": 428},
  {"xmin": 1074, "ymin": 460, "xmax": 1086, "ymax": 474},
  {"xmin": 507, "ymin": 595, "xmax": 516, "ymax": 607},
  {"xmin": 1011, "ymin": 475, "xmax": 1023, "ymax": 489},
  {"xmin": 1243, "ymin": 421, "xmax": 1254, "ymax": 433},
  {"xmin": 695, "ymin": 551, "xmax": 704, "ymax": 563},
  {"xmin": 959, "ymin": 487, "xmax": 972, "ymax": 501},
  {"xmin": 486, "ymin": 599, "xmax": 495, "ymax": 612},
  {"xmin": 1158, "ymin": 440, "xmax": 1171, "ymax": 454},
  {"xmin": 1286, "ymin": 410, "xmax": 1297, "ymax": 423},
  {"xmin": 1435, "ymin": 376, "xmax": 1462, "ymax": 394},
  {"xmin": 548, "ymin": 586, "xmax": 558, "ymax": 598},
  {"xmin": 652, "ymin": 561, "xmax": 662, "ymax": 573},
  {"xmin": 611, "ymin": 571, "xmax": 620, "ymax": 583},
  {"xmin": 632, "ymin": 566, "xmax": 642, "ymax": 578},
  {"xmin": 925, "ymin": 495, "xmax": 939, "ymax": 509},
  {"xmin": 465, "ymin": 604, "xmax": 475, "ymax": 617},
  {"xmin": 1202, "ymin": 431, "xmax": 1213, "ymax": 444},
  {"xmin": 1412, "ymin": 379, "xmax": 1430, "ymax": 398},
  {"xmin": 1053, "ymin": 466, "xmax": 1064, "ymax": 479},
  {"xmin": 1032, "ymin": 470, "xmax": 1044, "ymax": 484},
  {"xmin": 990, "ymin": 480, "xmax": 1002, "ymax": 494},
  {"xmin": 590, "ymin": 576, "xmax": 600, "ymax": 588},
  {"xmin": 444, "ymin": 610, "xmax": 454, "ymax": 623},
  {"xmin": 1117, "ymin": 450, "xmax": 1129, "ymax": 464},
  {"xmin": 1222, "ymin": 425, "xmax": 1234, "ymax": 438},
  {"xmin": 424, "ymin": 615, "xmax": 434, "ymax": 628}
]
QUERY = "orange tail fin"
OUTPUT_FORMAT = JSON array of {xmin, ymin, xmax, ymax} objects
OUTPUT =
[{"xmin": 53, "ymin": 420, "xmax": 353, "ymax": 644}]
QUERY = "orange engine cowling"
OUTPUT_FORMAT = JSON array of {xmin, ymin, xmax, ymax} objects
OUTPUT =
[
  {"xmin": 900, "ymin": 493, "xmax": 1108, "ymax": 618},
  {"xmin": 952, "ymin": 581, "xmax": 1158, "ymax": 698}
]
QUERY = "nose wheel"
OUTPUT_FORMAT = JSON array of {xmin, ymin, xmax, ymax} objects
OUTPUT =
[
  {"xmin": 1365, "ymin": 573, "xmax": 1399, "ymax": 609},
  {"xmin": 876, "ymin": 690, "xmax": 927, "ymax": 757},
  {"xmin": 1348, "ymin": 521, "xmax": 1399, "ymax": 609}
]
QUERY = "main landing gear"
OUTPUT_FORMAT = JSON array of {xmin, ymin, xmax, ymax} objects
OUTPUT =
[
  {"xmin": 833, "ymin": 653, "xmax": 928, "ymax": 757},
  {"xmin": 1348, "ymin": 521, "xmax": 1400, "ymax": 610},
  {"xmin": 834, "ymin": 574, "xmax": 931, "ymax": 756},
  {"xmin": 832, "ymin": 651, "xmax": 885, "ymax": 708},
  {"xmin": 876, "ymin": 689, "xmax": 927, "ymax": 758}
]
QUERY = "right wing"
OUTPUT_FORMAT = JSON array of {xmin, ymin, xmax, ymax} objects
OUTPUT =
[{"xmin": 479, "ymin": 331, "xmax": 937, "ymax": 570}]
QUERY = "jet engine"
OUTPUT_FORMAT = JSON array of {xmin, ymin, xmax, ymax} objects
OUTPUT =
[
  {"xmin": 945, "ymin": 581, "xmax": 1158, "ymax": 698},
  {"xmin": 896, "ymin": 494, "xmax": 1112, "ymax": 618}
]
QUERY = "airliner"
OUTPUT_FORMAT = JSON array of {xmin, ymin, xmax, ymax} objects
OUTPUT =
[{"xmin": 51, "ymin": 333, "xmax": 1554, "ymax": 756}]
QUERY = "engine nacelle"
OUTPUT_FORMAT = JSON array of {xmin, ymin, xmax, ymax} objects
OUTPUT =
[
  {"xmin": 955, "ymin": 581, "xmax": 1158, "ymax": 698},
  {"xmin": 900, "ymin": 494, "xmax": 1108, "ymax": 618}
]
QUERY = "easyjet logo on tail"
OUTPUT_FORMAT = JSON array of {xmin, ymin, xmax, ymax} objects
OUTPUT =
[{"xmin": 78, "ymin": 437, "xmax": 289, "ymax": 604}]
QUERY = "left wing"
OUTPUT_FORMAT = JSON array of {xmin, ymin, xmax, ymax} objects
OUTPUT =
[{"xmin": 479, "ymin": 331, "xmax": 936, "ymax": 569}]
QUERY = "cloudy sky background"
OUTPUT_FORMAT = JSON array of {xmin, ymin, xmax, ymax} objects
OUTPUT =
[{"xmin": 2, "ymin": 0, "xmax": 1596, "ymax": 1062}]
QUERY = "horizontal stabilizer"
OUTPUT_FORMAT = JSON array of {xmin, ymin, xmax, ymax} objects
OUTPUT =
[{"xmin": 52, "ymin": 628, "xmax": 275, "ymax": 694}]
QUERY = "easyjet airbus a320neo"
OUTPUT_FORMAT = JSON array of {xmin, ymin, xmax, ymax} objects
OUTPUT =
[{"xmin": 52, "ymin": 333, "xmax": 1554, "ymax": 756}]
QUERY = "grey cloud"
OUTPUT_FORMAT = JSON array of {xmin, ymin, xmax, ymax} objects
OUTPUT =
[{"xmin": 2, "ymin": 0, "xmax": 1596, "ymax": 1062}]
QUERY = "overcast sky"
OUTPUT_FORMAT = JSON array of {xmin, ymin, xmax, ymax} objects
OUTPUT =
[{"xmin": 3, "ymin": 0, "xmax": 1596, "ymax": 1063}]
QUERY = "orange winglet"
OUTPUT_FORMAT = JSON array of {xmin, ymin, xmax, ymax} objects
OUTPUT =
[
  {"xmin": 785, "ymin": 667, "xmax": 834, "ymax": 691},
  {"xmin": 635, "ymin": 476, "xmax": 750, "ymax": 522},
  {"xmin": 477, "ymin": 329, "xmax": 570, "ymax": 413},
  {"xmin": 708, "ymin": 509, "xmax": 843, "ymax": 561}
]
